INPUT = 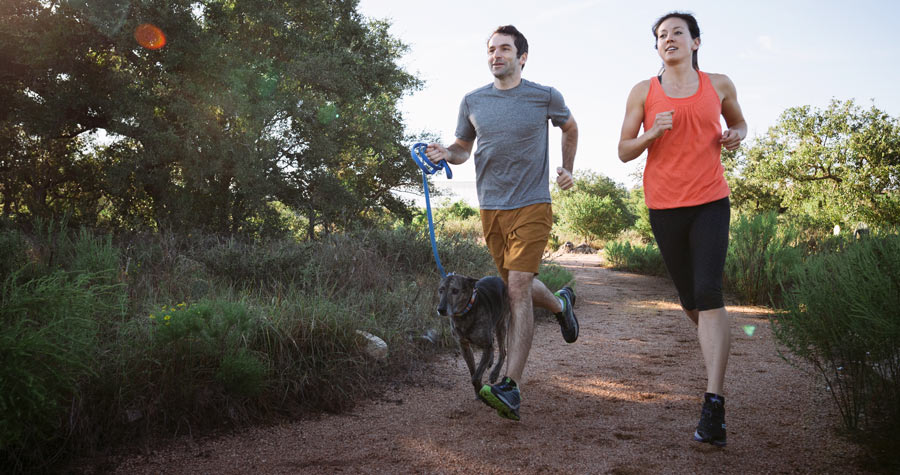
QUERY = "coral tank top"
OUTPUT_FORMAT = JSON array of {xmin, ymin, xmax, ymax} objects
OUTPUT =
[{"xmin": 642, "ymin": 71, "xmax": 730, "ymax": 209}]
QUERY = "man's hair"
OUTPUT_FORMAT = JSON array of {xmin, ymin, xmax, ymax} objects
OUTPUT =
[{"xmin": 489, "ymin": 25, "xmax": 529, "ymax": 61}]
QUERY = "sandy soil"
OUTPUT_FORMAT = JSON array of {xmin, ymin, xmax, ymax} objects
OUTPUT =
[{"xmin": 102, "ymin": 254, "xmax": 868, "ymax": 474}]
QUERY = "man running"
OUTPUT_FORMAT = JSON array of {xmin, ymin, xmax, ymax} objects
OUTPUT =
[{"xmin": 425, "ymin": 25, "xmax": 579, "ymax": 421}]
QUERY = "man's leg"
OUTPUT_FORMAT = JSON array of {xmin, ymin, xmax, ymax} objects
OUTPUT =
[
  {"xmin": 533, "ymin": 278, "xmax": 578, "ymax": 343},
  {"xmin": 505, "ymin": 270, "xmax": 536, "ymax": 382},
  {"xmin": 532, "ymin": 279, "xmax": 562, "ymax": 313}
]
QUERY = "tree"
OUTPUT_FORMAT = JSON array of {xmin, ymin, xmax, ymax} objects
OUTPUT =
[
  {"xmin": 728, "ymin": 99, "xmax": 900, "ymax": 229},
  {"xmin": 0, "ymin": 0, "xmax": 422, "ymax": 236},
  {"xmin": 552, "ymin": 171, "xmax": 634, "ymax": 242}
]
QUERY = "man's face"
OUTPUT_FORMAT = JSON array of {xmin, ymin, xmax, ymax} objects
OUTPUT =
[{"xmin": 487, "ymin": 33, "xmax": 525, "ymax": 79}]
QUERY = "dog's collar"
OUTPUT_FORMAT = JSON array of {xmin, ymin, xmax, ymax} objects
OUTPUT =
[{"xmin": 454, "ymin": 289, "xmax": 478, "ymax": 317}]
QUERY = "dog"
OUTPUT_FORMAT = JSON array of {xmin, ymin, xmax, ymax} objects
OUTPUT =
[{"xmin": 437, "ymin": 274, "xmax": 509, "ymax": 394}]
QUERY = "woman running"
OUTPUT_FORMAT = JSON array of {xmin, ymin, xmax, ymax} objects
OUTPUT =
[{"xmin": 618, "ymin": 11, "xmax": 747, "ymax": 447}]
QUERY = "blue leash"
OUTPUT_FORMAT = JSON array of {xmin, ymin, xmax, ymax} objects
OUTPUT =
[{"xmin": 410, "ymin": 142, "xmax": 452, "ymax": 278}]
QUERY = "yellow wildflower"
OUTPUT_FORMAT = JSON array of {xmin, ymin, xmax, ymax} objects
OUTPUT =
[{"xmin": 164, "ymin": 315, "xmax": 171, "ymax": 321}]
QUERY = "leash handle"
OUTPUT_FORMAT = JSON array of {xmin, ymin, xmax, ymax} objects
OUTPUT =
[{"xmin": 410, "ymin": 142, "xmax": 453, "ymax": 179}]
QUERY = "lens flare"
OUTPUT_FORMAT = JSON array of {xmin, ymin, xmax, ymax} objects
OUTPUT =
[
  {"xmin": 742, "ymin": 325, "xmax": 757, "ymax": 337},
  {"xmin": 134, "ymin": 23, "xmax": 166, "ymax": 50},
  {"xmin": 317, "ymin": 104, "xmax": 339, "ymax": 124}
]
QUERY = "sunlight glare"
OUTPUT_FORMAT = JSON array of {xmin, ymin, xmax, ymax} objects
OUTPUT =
[{"xmin": 134, "ymin": 23, "xmax": 166, "ymax": 50}]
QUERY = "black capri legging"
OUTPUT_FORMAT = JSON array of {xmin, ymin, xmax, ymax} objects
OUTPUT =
[{"xmin": 649, "ymin": 197, "xmax": 730, "ymax": 312}]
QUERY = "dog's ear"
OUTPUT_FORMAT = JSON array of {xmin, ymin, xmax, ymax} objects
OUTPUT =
[{"xmin": 467, "ymin": 277, "xmax": 478, "ymax": 288}]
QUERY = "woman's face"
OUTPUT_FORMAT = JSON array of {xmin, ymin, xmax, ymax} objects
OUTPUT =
[{"xmin": 655, "ymin": 17, "xmax": 699, "ymax": 64}]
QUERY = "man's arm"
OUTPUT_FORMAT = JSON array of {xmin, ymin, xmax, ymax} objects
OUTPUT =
[
  {"xmin": 426, "ymin": 138, "xmax": 474, "ymax": 166},
  {"xmin": 557, "ymin": 115, "xmax": 578, "ymax": 190}
]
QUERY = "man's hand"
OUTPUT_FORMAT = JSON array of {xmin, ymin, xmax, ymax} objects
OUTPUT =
[
  {"xmin": 556, "ymin": 167, "xmax": 574, "ymax": 190},
  {"xmin": 425, "ymin": 143, "xmax": 450, "ymax": 165}
]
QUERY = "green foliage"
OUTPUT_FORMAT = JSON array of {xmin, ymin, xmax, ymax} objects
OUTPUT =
[
  {"xmin": 553, "ymin": 171, "xmax": 634, "ymax": 243},
  {"xmin": 217, "ymin": 349, "xmax": 268, "ymax": 398},
  {"xmin": 0, "ymin": 229, "xmax": 29, "ymax": 281},
  {"xmin": 625, "ymin": 187, "xmax": 654, "ymax": 242},
  {"xmin": 603, "ymin": 240, "xmax": 667, "ymax": 276},
  {"xmin": 0, "ymin": 0, "xmax": 422, "ymax": 235},
  {"xmin": 771, "ymin": 233, "xmax": 900, "ymax": 437},
  {"xmin": 727, "ymin": 99, "xmax": 900, "ymax": 229},
  {"xmin": 724, "ymin": 212, "xmax": 804, "ymax": 306},
  {"xmin": 440, "ymin": 200, "xmax": 478, "ymax": 220},
  {"xmin": 0, "ymin": 220, "xmax": 502, "ymax": 473},
  {"xmin": 411, "ymin": 200, "xmax": 483, "ymax": 243},
  {"xmin": 537, "ymin": 262, "xmax": 575, "ymax": 293},
  {"xmin": 0, "ymin": 270, "xmax": 124, "ymax": 472}
]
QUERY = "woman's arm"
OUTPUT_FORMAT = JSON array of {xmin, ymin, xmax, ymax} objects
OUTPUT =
[{"xmin": 618, "ymin": 80, "xmax": 671, "ymax": 162}]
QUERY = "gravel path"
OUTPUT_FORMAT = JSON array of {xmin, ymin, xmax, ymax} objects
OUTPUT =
[{"xmin": 105, "ymin": 254, "xmax": 867, "ymax": 474}]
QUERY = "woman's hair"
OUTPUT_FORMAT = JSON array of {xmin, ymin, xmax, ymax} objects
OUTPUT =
[{"xmin": 652, "ymin": 12, "xmax": 700, "ymax": 71}]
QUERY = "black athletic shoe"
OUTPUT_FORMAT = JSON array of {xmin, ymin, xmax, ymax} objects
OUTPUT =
[
  {"xmin": 479, "ymin": 377, "xmax": 521, "ymax": 421},
  {"xmin": 694, "ymin": 393, "xmax": 727, "ymax": 447},
  {"xmin": 554, "ymin": 286, "xmax": 579, "ymax": 343}
]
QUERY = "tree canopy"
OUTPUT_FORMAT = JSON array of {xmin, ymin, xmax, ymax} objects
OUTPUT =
[
  {"xmin": 726, "ymin": 99, "xmax": 900, "ymax": 229},
  {"xmin": 0, "ymin": 0, "xmax": 422, "ymax": 236}
]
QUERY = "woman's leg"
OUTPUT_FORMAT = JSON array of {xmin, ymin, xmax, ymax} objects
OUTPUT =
[{"xmin": 688, "ymin": 197, "xmax": 731, "ymax": 395}]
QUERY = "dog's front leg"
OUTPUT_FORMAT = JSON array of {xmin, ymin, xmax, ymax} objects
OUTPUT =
[
  {"xmin": 471, "ymin": 345, "xmax": 494, "ymax": 392},
  {"xmin": 459, "ymin": 341, "xmax": 477, "ymax": 381}
]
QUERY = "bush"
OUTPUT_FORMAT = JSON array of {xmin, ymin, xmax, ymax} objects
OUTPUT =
[
  {"xmin": 0, "ymin": 222, "xmax": 497, "ymax": 473},
  {"xmin": 0, "ymin": 230, "xmax": 30, "ymax": 281},
  {"xmin": 603, "ymin": 240, "xmax": 668, "ymax": 276},
  {"xmin": 538, "ymin": 262, "xmax": 575, "ymax": 293},
  {"xmin": 724, "ymin": 211, "xmax": 804, "ymax": 306},
  {"xmin": 0, "ymin": 271, "xmax": 123, "ymax": 472},
  {"xmin": 771, "ymin": 232, "xmax": 900, "ymax": 436},
  {"xmin": 553, "ymin": 171, "xmax": 634, "ymax": 243},
  {"xmin": 626, "ymin": 187, "xmax": 654, "ymax": 242}
]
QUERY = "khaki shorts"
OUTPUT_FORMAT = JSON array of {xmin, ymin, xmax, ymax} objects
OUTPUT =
[{"xmin": 480, "ymin": 203, "xmax": 552, "ymax": 281}]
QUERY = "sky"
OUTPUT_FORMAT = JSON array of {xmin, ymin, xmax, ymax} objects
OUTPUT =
[{"xmin": 357, "ymin": 0, "xmax": 899, "ymax": 204}]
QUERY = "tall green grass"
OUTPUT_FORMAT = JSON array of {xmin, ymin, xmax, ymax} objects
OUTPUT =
[
  {"xmin": 0, "ymin": 227, "xmax": 125, "ymax": 472},
  {"xmin": 0, "ymin": 224, "xmax": 495, "ymax": 473},
  {"xmin": 603, "ymin": 240, "xmax": 668, "ymax": 276},
  {"xmin": 724, "ymin": 212, "xmax": 804, "ymax": 306},
  {"xmin": 771, "ymin": 232, "xmax": 900, "ymax": 435}
]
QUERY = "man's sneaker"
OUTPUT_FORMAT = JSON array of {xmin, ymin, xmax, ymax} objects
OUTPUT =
[
  {"xmin": 554, "ymin": 286, "xmax": 579, "ymax": 343},
  {"xmin": 694, "ymin": 393, "xmax": 727, "ymax": 447},
  {"xmin": 479, "ymin": 377, "xmax": 521, "ymax": 421}
]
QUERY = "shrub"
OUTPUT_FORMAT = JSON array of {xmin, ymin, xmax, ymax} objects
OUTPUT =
[
  {"xmin": 0, "ymin": 223, "xmax": 496, "ymax": 473},
  {"xmin": 0, "ymin": 230, "xmax": 30, "ymax": 281},
  {"xmin": 553, "ymin": 171, "xmax": 634, "ymax": 243},
  {"xmin": 538, "ymin": 262, "xmax": 574, "ymax": 293},
  {"xmin": 771, "ymin": 232, "xmax": 900, "ymax": 436},
  {"xmin": 724, "ymin": 211, "xmax": 804, "ymax": 306},
  {"xmin": 603, "ymin": 240, "xmax": 668, "ymax": 276},
  {"xmin": 626, "ymin": 187, "xmax": 654, "ymax": 242},
  {"xmin": 0, "ymin": 271, "xmax": 123, "ymax": 472}
]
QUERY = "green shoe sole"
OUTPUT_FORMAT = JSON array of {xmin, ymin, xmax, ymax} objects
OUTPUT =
[{"xmin": 478, "ymin": 385, "xmax": 520, "ymax": 421}]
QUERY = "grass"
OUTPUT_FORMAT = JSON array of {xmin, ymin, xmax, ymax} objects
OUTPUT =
[{"xmin": 0, "ymin": 224, "xmax": 495, "ymax": 473}]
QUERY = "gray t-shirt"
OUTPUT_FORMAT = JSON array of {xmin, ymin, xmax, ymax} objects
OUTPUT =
[{"xmin": 455, "ymin": 78, "xmax": 570, "ymax": 210}]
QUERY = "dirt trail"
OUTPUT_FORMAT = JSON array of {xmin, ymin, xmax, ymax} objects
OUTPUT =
[{"xmin": 108, "ymin": 254, "xmax": 866, "ymax": 474}]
